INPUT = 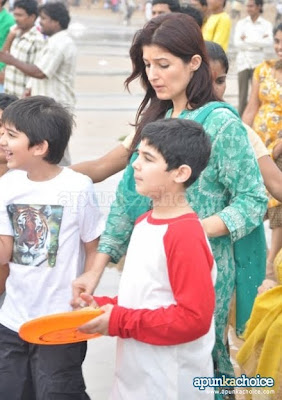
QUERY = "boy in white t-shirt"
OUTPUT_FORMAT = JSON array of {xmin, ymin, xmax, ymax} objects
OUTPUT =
[
  {"xmin": 0, "ymin": 96, "xmax": 104, "ymax": 400},
  {"xmin": 78, "ymin": 119, "xmax": 217, "ymax": 400}
]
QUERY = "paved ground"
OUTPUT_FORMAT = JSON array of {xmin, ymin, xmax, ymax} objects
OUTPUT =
[{"xmin": 66, "ymin": 4, "xmax": 273, "ymax": 398}]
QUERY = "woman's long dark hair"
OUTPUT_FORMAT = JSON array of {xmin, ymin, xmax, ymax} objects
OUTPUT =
[{"xmin": 125, "ymin": 13, "xmax": 218, "ymax": 151}]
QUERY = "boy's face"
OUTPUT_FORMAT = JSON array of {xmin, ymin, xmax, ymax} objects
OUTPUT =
[
  {"xmin": 0, "ymin": 109, "xmax": 7, "ymax": 164},
  {"xmin": 132, "ymin": 139, "xmax": 176, "ymax": 199},
  {"xmin": 207, "ymin": 0, "xmax": 224, "ymax": 11},
  {"xmin": 0, "ymin": 122, "xmax": 34, "ymax": 170},
  {"xmin": 152, "ymin": 3, "xmax": 171, "ymax": 18}
]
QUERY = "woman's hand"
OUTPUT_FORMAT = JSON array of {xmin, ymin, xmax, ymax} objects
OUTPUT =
[{"xmin": 257, "ymin": 279, "xmax": 277, "ymax": 295}]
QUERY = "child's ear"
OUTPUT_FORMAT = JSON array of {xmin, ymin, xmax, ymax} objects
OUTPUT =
[
  {"xmin": 174, "ymin": 165, "xmax": 192, "ymax": 185},
  {"xmin": 33, "ymin": 140, "xmax": 49, "ymax": 157}
]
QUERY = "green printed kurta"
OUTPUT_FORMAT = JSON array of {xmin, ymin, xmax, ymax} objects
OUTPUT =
[{"xmin": 98, "ymin": 102, "xmax": 268, "ymax": 376}]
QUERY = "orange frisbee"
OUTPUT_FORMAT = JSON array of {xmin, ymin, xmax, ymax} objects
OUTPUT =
[{"xmin": 19, "ymin": 307, "xmax": 104, "ymax": 345}]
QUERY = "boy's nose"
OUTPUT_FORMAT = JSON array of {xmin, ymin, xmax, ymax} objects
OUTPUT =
[
  {"xmin": 132, "ymin": 157, "xmax": 140, "ymax": 170},
  {"xmin": 0, "ymin": 133, "xmax": 7, "ymax": 146}
]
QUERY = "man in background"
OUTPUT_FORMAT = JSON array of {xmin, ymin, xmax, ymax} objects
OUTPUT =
[
  {"xmin": 233, "ymin": 0, "xmax": 273, "ymax": 115},
  {"xmin": 0, "ymin": 0, "xmax": 15, "ymax": 92},
  {"xmin": 151, "ymin": 0, "xmax": 180, "ymax": 18},
  {"xmin": 0, "ymin": 2, "xmax": 77, "ymax": 164},
  {"xmin": 0, "ymin": 0, "xmax": 44, "ymax": 98}
]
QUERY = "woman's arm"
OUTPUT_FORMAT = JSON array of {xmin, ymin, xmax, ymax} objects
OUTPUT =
[
  {"xmin": 258, "ymin": 155, "xmax": 282, "ymax": 203},
  {"xmin": 71, "ymin": 144, "xmax": 129, "ymax": 183},
  {"xmin": 203, "ymin": 112, "xmax": 268, "ymax": 242},
  {"xmin": 83, "ymin": 238, "xmax": 99, "ymax": 273},
  {"xmin": 201, "ymin": 215, "xmax": 229, "ymax": 237},
  {"xmin": 97, "ymin": 151, "xmax": 151, "ymax": 262},
  {"xmin": 242, "ymin": 77, "xmax": 260, "ymax": 127}
]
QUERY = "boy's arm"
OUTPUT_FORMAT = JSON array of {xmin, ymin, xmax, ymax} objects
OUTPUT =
[
  {"xmin": 0, "ymin": 264, "xmax": 9, "ymax": 295},
  {"xmin": 71, "ymin": 251, "xmax": 111, "ymax": 309},
  {"xmin": 242, "ymin": 74, "xmax": 260, "ymax": 127},
  {"xmin": 79, "ymin": 223, "xmax": 215, "ymax": 345},
  {"xmin": 0, "ymin": 235, "xmax": 13, "ymax": 264},
  {"xmin": 83, "ymin": 238, "xmax": 99, "ymax": 273},
  {"xmin": 71, "ymin": 178, "xmax": 106, "ymax": 308}
]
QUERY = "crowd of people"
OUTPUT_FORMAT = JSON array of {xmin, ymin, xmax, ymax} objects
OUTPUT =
[{"xmin": 0, "ymin": 0, "xmax": 282, "ymax": 399}]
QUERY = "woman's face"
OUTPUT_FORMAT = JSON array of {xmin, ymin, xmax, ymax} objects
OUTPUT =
[
  {"xmin": 274, "ymin": 30, "xmax": 282, "ymax": 60},
  {"xmin": 142, "ymin": 45, "xmax": 196, "ymax": 110},
  {"xmin": 210, "ymin": 59, "xmax": 227, "ymax": 99}
]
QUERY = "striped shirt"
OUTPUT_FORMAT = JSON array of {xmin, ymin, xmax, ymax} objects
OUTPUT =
[
  {"xmin": 4, "ymin": 26, "xmax": 45, "ymax": 98},
  {"xmin": 28, "ymin": 30, "xmax": 77, "ymax": 108}
]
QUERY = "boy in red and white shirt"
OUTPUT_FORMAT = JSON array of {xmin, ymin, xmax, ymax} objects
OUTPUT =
[{"xmin": 79, "ymin": 118, "xmax": 216, "ymax": 399}]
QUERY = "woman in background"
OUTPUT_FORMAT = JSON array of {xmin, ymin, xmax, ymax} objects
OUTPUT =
[{"xmin": 243, "ymin": 23, "xmax": 282, "ymax": 281}]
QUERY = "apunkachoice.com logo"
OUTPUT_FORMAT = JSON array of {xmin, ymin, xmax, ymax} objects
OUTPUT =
[{"xmin": 193, "ymin": 374, "xmax": 275, "ymax": 391}]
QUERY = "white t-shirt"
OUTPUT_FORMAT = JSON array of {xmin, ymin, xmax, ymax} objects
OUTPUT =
[
  {"xmin": 96, "ymin": 211, "xmax": 216, "ymax": 400},
  {"xmin": 0, "ymin": 168, "xmax": 104, "ymax": 332}
]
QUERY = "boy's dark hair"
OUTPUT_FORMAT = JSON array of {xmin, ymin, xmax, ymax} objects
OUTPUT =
[
  {"xmin": 2, "ymin": 96, "xmax": 73, "ymax": 165},
  {"xmin": 0, "ymin": 94, "xmax": 18, "ymax": 111},
  {"xmin": 152, "ymin": 0, "xmax": 180, "ymax": 12},
  {"xmin": 13, "ymin": 0, "xmax": 38, "ymax": 17},
  {"xmin": 180, "ymin": 4, "xmax": 203, "ymax": 27},
  {"xmin": 39, "ymin": 2, "xmax": 70, "ymax": 30},
  {"xmin": 1, "ymin": 0, "xmax": 8, "ymax": 6},
  {"xmin": 141, "ymin": 119, "xmax": 211, "ymax": 188},
  {"xmin": 254, "ymin": 0, "xmax": 263, "ymax": 13}
]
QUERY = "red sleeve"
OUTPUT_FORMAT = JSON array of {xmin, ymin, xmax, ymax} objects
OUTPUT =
[
  {"xmin": 108, "ymin": 220, "xmax": 215, "ymax": 345},
  {"xmin": 94, "ymin": 296, "xmax": 118, "ymax": 306}
]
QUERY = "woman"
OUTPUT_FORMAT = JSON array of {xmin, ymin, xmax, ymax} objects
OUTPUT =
[
  {"xmin": 243, "ymin": 23, "xmax": 282, "ymax": 279},
  {"xmin": 72, "ymin": 14, "xmax": 267, "ymax": 384},
  {"xmin": 202, "ymin": 0, "xmax": 231, "ymax": 51},
  {"xmin": 206, "ymin": 40, "xmax": 282, "ymax": 204},
  {"xmin": 206, "ymin": 40, "xmax": 282, "ymax": 338},
  {"xmin": 237, "ymin": 251, "xmax": 282, "ymax": 399}
]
